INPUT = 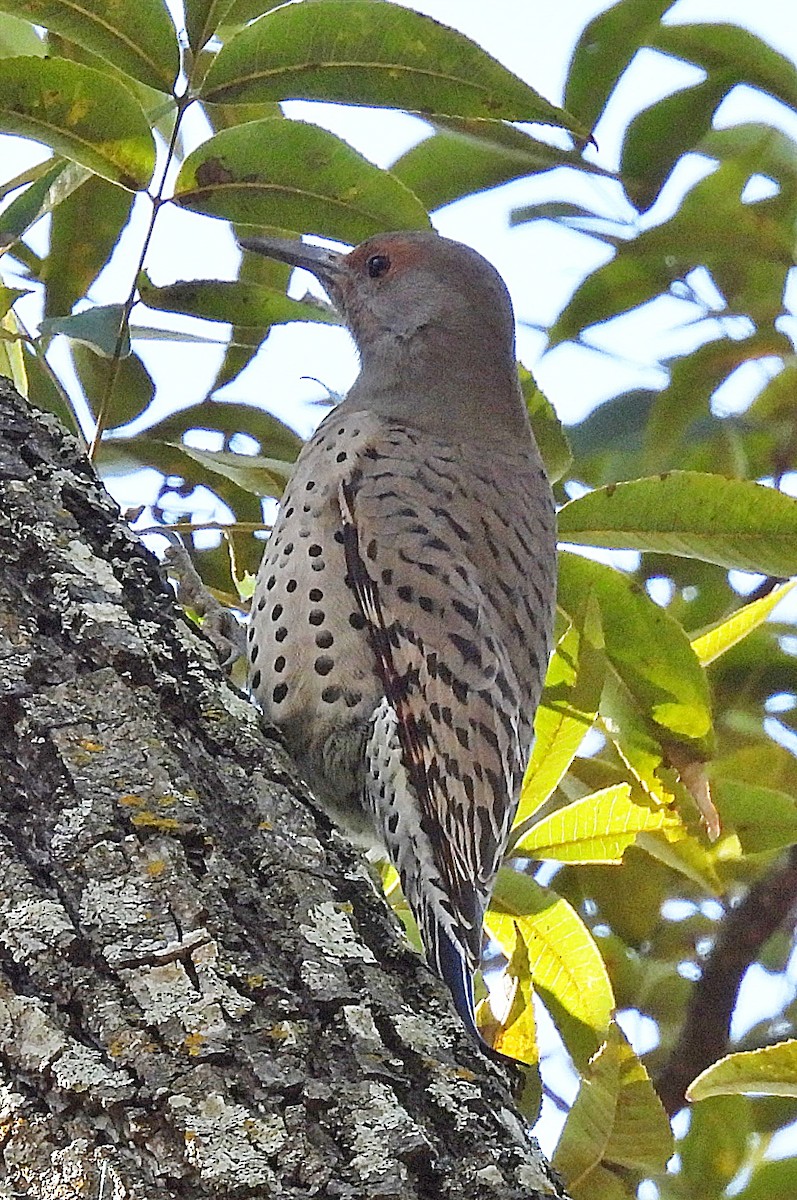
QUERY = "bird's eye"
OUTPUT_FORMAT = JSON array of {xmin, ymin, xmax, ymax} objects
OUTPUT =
[{"xmin": 366, "ymin": 254, "xmax": 391, "ymax": 279}]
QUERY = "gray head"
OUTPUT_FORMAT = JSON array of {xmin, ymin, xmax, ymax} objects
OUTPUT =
[{"xmin": 239, "ymin": 229, "xmax": 529, "ymax": 440}]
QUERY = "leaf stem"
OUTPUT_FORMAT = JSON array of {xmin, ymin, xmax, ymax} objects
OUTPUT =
[{"xmin": 87, "ymin": 89, "xmax": 194, "ymax": 462}]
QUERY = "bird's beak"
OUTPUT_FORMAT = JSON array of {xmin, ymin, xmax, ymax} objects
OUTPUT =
[{"xmin": 238, "ymin": 235, "xmax": 346, "ymax": 291}]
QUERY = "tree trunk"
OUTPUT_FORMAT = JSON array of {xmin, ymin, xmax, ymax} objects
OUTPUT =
[{"xmin": 0, "ymin": 379, "xmax": 568, "ymax": 1199}]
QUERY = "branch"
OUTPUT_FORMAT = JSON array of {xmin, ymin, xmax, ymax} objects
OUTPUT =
[{"xmin": 656, "ymin": 846, "xmax": 797, "ymax": 1115}]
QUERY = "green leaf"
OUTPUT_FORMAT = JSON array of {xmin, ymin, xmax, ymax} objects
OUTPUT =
[
  {"xmin": 71, "ymin": 343, "xmax": 154, "ymax": 430},
  {"xmin": 548, "ymin": 251, "xmax": 671, "ymax": 346},
  {"xmin": 183, "ymin": 0, "xmax": 237, "ymax": 54},
  {"xmin": 0, "ymin": 0, "xmax": 179, "ymax": 91},
  {"xmin": 139, "ymin": 275, "xmax": 341, "ymax": 330},
  {"xmin": 0, "ymin": 284, "xmax": 30, "ymax": 317},
  {"xmin": 699, "ymin": 123, "xmax": 797, "ymax": 199},
  {"xmin": 204, "ymin": 245, "xmax": 293, "ymax": 392},
  {"xmin": 553, "ymin": 1023, "xmax": 673, "ymax": 1190},
  {"xmin": 24, "ymin": 345, "xmax": 75, "ymax": 430},
  {"xmin": 520, "ymin": 367, "xmax": 572, "ymax": 484},
  {"xmin": 137, "ymin": 399, "xmax": 303, "ymax": 461},
  {"xmin": 691, "ymin": 581, "xmax": 797, "ymax": 666},
  {"xmin": 44, "ymin": 174, "xmax": 133, "ymax": 317},
  {"xmin": 732, "ymin": 1158, "xmax": 797, "ymax": 1200},
  {"xmin": 514, "ymin": 595, "xmax": 604, "ymax": 830},
  {"xmin": 0, "ymin": 307, "xmax": 27, "ymax": 394},
  {"xmin": 488, "ymin": 871, "xmax": 613, "ymax": 1066},
  {"xmin": 175, "ymin": 446, "xmax": 293, "ymax": 500},
  {"xmin": 558, "ymin": 472, "xmax": 797, "ymax": 576},
  {"xmin": 679, "ymin": 1095, "xmax": 751, "ymax": 1200},
  {"xmin": 391, "ymin": 119, "xmax": 597, "ymax": 212},
  {"xmin": 565, "ymin": 0, "xmax": 673, "ymax": 132},
  {"xmin": 688, "ymin": 1041, "xmax": 797, "ymax": 1101},
  {"xmin": 513, "ymin": 784, "xmax": 683, "ymax": 864},
  {"xmin": 173, "ymin": 117, "xmax": 429, "ymax": 242},
  {"xmin": 0, "ymin": 10, "xmax": 43, "ymax": 55},
  {"xmin": 201, "ymin": 0, "xmax": 586, "ymax": 136},
  {"xmin": 0, "ymin": 57, "xmax": 156, "ymax": 189},
  {"xmin": 42, "ymin": 304, "xmax": 130, "ymax": 358},
  {"xmin": 557, "ymin": 551, "xmax": 713, "ymax": 746},
  {"xmin": 549, "ymin": 160, "xmax": 794, "ymax": 345},
  {"xmin": 711, "ymin": 778, "xmax": 797, "ymax": 856},
  {"xmin": 644, "ymin": 329, "xmax": 793, "ymax": 468},
  {"xmin": 511, "ymin": 199, "xmax": 618, "ymax": 227},
  {"xmin": 651, "ymin": 23, "xmax": 797, "ymax": 115},
  {"xmin": 622, "ymin": 75, "xmax": 733, "ymax": 212},
  {"xmin": 491, "ymin": 927, "xmax": 540, "ymax": 1075},
  {"xmin": 0, "ymin": 159, "xmax": 90, "ymax": 250}
]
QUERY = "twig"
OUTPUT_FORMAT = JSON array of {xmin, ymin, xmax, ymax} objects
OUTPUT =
[{"xmin": 656, "ymin": 845, "xmax": 797, "ymax": 1114}]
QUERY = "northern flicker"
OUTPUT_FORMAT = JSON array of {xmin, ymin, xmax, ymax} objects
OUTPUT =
[{"xmin": 240, "ymin": 229, "xmax": 557, "ymax": 1058}]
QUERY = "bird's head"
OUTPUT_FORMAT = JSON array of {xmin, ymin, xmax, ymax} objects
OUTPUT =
[
  {"xmin": 238, "ymin": 229, "xmax": 529, "ymax": 439},
  {"xmin": 238, "ymin": 229, "xmax": 517, "ymax": 371}
]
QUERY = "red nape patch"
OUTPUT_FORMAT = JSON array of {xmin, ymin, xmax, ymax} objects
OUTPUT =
[{"xmin": 347, "ymin": 236, "xmax": 428, "ymax": 276}]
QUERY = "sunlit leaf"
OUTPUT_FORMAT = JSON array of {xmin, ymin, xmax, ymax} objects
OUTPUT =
[
  {"xmin": 0, "ymin": 57, "xmax": 155, "ymax": 188},
  {"xmin": 0, "ymin": 307, "xmax": 27, "ymax": 394},
  {"xmin": 513, "ymin": 784, "xmax": 683, "ymax": 864},
  {"xmin": 491, "ymin": 926, "xmax": 539, "ymax": 1075},
  {"xmin": 691, "ymin": 581, "xmax": 797, "ymax": 666},
  {"xmin": 688, "ymin": 1041, "xmax": 797, "ymax": 1101},
  {"xmin": 0, "ymin": 284, "xmax": 30, "ymax": 318},
  {"xmin": 554, "ymin": 1023, "xmax": 673, "ymax": 1192},
  {"xmin": 558, "ymin": 472, "xmax": 797, "ymax": 577},
  {"xmin": 515, "ymin": 594, "xmax": 604, "ymax": 830},
  {"xmin": 173, "ymin": 118, "xmax": 429, "ymax": 242},
  {"xmin": 201, "ymin": 0, "xmax": 586, "ymax": 135},
  {"xmin": 488, "ymin": 870, "xmax": 613, "ymax": 1065}
]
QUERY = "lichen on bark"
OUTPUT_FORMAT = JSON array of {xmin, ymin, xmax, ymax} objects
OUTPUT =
[{"xmin": 0, "ymin": 379, "xmax": 568, "ymax": 1199}]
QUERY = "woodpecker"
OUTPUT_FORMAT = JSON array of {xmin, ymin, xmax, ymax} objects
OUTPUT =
[{"xmin": 240, "ymin": 230, "xmax": 557, "ymax": 1058}]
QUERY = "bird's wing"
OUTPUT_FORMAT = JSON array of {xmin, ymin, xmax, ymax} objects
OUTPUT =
[{"xmin": 338, "ymin": 447, "xmax": 527, "ymax": 970}]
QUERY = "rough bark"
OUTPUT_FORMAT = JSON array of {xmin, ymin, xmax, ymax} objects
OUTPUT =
[{"xmin": 0, "ymin": 379, "xmax": 568, "ymax": 1200}]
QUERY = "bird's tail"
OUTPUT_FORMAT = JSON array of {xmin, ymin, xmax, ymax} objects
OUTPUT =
[{"xmin": 434, "ymin": 925, "xmax": 517, "ymax": 1068}]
